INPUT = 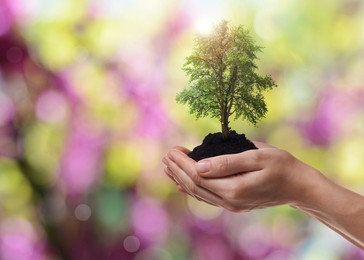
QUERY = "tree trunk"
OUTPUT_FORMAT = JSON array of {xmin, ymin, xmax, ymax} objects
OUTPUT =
[{"xmin": 221, "ymin": 109, "xmax": 230, "ymax": 140}]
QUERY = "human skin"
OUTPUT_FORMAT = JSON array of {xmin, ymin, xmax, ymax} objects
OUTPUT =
[{"xmin": 162, "ymin": 142, "xmax": 364, "ymax": 249}]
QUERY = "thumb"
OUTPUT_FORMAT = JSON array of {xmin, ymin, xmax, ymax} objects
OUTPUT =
[{"xmin": 195, "ymin": 151, "xmax": 260, "ymax": 178}]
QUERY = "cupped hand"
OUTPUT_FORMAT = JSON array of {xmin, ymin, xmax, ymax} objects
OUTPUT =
[
  {"xmin": 163, "ymin": 143, "xmax": 364, "ymax": 249},
  {"xmin": 162, "ymin": 142, "xmax": 315, "ymax": 212}
]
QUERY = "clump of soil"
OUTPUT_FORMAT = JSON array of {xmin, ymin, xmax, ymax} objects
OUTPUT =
[{"xmin": 188, "ymin": 131, "xmax": 257, "ymax": 161}]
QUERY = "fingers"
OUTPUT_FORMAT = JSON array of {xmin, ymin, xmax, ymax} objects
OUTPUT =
[
  {"xmin": 195, "ymin": 150, "xmax": 263, "ymax": 178},
  {"xmin": 252, "ymin": 141, "xmax": 276, "ymax": 149},
  {"xmin": 164, "ymin": 155, "xmax": 197, "ymax": 197},
  {"xmin": 163, "ymin": 166, "xmax": 187, "ymax": 193},
  {"xmin": 172, "ymin": 146, "xmax": 191, "ymax": 154},
  {"xmin": 163, "ymin": 152, "xmax": 224, "ymax": 206},
  {"xmin": 167, "ymin": 149, "xmax": 241, "ymax": 197},
  {"xmin": 167, "ymin": 158, "xmax": 221, "ymax": 206},
  {"xmin": 164, "ymin": 164, "xmax": 194, "ymax": 196},
  {"xmin": 163, "ymin": 149, "xmax": 263, "ymax": 210}
]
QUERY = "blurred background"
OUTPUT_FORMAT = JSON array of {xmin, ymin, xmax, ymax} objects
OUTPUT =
[{"xmin": 1, "ymin": 0, "xmax": 364, "ymax": 259}]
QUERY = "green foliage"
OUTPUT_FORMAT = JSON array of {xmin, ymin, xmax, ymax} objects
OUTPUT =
[{"xmin": 177, "ymin": 20, "xmax": 277, "ymax": 137}]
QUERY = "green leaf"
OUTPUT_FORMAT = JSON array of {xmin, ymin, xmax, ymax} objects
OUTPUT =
[{"xmin": 176, "ymin": 20, "xmax": 277, "ymax": 131}]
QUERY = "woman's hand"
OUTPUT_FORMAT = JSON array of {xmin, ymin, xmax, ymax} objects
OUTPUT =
[
  {"xmin": 162, "ymin": 142, "xmax": 364, "ymax": 249},
  {"xmin": 162, "ymin": 143, "xmax": 319, "ymax": 212}
]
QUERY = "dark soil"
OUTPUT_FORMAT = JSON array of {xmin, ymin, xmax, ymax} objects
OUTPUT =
[{"xmin": 188, "ymin": 131, "xmax": 258, "ymax": 161}]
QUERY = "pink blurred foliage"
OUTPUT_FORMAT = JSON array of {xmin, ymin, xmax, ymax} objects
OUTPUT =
[
  {"xmin": 53, "ymin": 71, "xmax": 83, "ymax": 108},
  {"xmin": 125, "ymin": 76, "xmax": 170, "ymax": 139},
  {"xmin": 238, "ymin": 225, "xmax": 276, "ymax": 259},
  {"xmin": 113, "ymin": 8, "xmax": 191, "ymax": 139},
  {"xmin": 300, "ymin": 87, "xmax": 364, "ymax": 146},
  {"xmin": 0, "ymin": 233, "xmax": 46, "ymax": 260},
  {"xmin": 136, "ymin": 94, "xmax": 169, "ymax": 138},
  {"xmin": 0, "ymin": 35, "xmax": 28, "ymax": 157},
  {"xmin": 0, "ymin": 0, "xmax": 30, "ymax": 21},
  {"xmin": 0, "ymin": 94, "xmax": 17, "ymax": 157},
  {"xmin": 0, "ymin": 32, "xmax": 29, "ymax": 74},
  {"xmin": 191, "ymin": 217, "xmax": 225, "ymax": 235},
  {"xmin": 68, "ymin": 223, "xmax": 105, "ymax": 260},
  {"xmin": 36, "ymin": 89, "xmax": 68, "ymax": 123},
  {"xmin": 0, "ymin": 93, "xmax": 14, "ymax": 125},
  {"xmin": 0, "ymin": 3, "xmax": 11, "ymax": 37},
  {"xmin": 342, "ymin": 245, "xmax": 364, "ymax": 260},
  {"xmin": 0, "ymin": 0, "xmax": 28, "ymax": 37},
  {"xmin": 59, "ymin": 115, "xmax": 106, "ymax": 196},
  {"xmin": 0, "ymin": 218, "xmax": 47, "ymax": 260},
  {"xmin": 153, "ymin": 3, "xmax": 191, "ymax": 54},
  {"xmin": 131, "ymin": 197, "xmax": 169, "ymax": 244},
  {"xmin": 194, "ymin": 234, "xmax": 235, "ymax": 260},
  {"xmin": 119, "ymin": 52, "xmax": 170, "ymax": 139},
  {"xmin": 106, "ymin": 234, "xmax": 144, "ymax": 260}
]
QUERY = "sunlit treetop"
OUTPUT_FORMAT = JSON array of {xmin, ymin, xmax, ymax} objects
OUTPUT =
[{"xmin": 177, "ymin": 20, "xmax": 277, "ymax": 140}]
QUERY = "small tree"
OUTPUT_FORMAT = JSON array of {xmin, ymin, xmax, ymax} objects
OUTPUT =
[{"xmin": 177, "ymin": 20, "xmax": 277, "ymax": 140}]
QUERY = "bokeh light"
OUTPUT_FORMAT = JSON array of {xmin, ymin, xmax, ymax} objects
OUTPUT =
[
  {"xmin": 123, "ymin": 235, "xmax": 140, "ymax": 253},
  {"xmin": 74, "ymin": 204, "xmax": 92, "ymax": 221}
]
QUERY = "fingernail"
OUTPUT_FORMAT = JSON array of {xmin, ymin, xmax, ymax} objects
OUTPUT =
[
  {"xmin": 196, "ymin": 160, "xmax": 210, "ymax": 173},
  {"xmin": 164, "ymin": 165, "xmax": 171, "ymax": 173}
]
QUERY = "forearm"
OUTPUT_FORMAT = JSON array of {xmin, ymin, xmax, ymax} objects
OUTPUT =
[
  {"xmin": 291, "ymin": 167, "xmax": 364, "ymax": 249},
  {"xmin": 164, "ymin": 146, "xmax": 364, "ymax": 248}
]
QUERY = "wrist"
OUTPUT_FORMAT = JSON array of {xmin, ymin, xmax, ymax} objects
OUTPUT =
[
  {"xmin": 290, "ymin": 166, "xmax": 364, "ymax": 248},
  {"xmin": 288, "ymin": 161, "xmax": 328, "ymax": 210}
]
